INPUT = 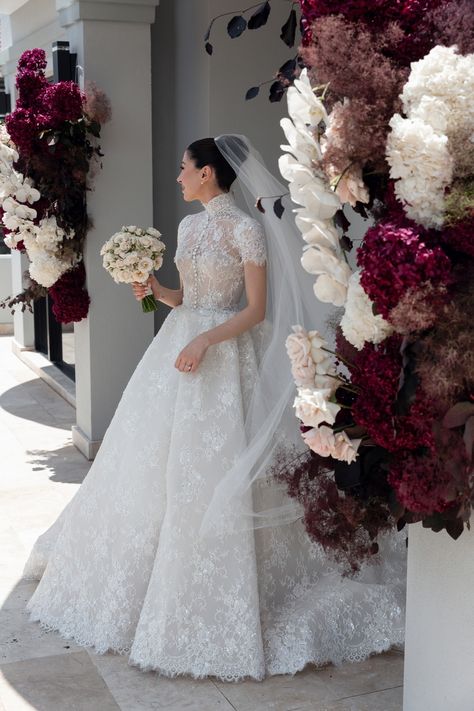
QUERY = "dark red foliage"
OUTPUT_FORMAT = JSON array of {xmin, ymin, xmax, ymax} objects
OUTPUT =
[
  {"xmin": 277, "ymin": 450, "xmax": 393, "ymax": 572},
  {"xmin": 299, "ymin": 0, "xmax": 443, "ymax": 61},
  {"xmin": 351, "ymin": 336, "xmax": 436, "ymax": 453},
  {"xmin": 48, "ymin": 263, "xmax": 90, "ymax": 324},
  {"xmin": 389, "ymin": 425, "xmax": 470, "ymax": 515},
  {"xmin": 441, "ymin": 214, "xmax": 474, "ymax": 259},
  {"xmin": 357, "ymin": 221, "xmax": 453, "ymax": 319}
]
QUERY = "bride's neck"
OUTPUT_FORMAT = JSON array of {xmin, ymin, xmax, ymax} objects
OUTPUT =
[{"xmin": 199, "ymin": 187, "xmax": 227, "ymax": 205}]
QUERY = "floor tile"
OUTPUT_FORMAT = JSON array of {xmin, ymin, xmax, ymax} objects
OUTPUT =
[
  {"xmin": 0, "ymin": 583, "xmax": 82, "ymax": 664},
  {"xmin": 88, "ymin": 652, "xmax": 235, "ymax": 710},
  {"xmin": 0, "ymin": 652, "xmax": 120, "ymax": 710},
  {"xmin": 215, "ymin": 653, "xmax": 403, "ymax": 711}
]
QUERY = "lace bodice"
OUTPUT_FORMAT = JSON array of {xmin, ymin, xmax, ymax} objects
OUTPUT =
[{"xmin": 174, "ymin": 193, "xmax": 267, "ymax": 310}]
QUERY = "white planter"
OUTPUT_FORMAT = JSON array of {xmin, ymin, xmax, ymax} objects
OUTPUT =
[
  {"xmin": 0, "ymin": 254, "xmax": 13, "ymax": 325},
  {"xmin": 403, "ymin": 522, "xmax": 474, "ymax": 710}
]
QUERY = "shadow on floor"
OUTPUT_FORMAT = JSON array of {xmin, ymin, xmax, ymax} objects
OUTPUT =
[{"xmin": 25, "ymin": 446, "xmax": 90, "ymax": 485}]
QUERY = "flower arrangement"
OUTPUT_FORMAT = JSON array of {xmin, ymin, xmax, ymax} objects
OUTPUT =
[
  {"xmin": 101, "ymin": 226, "xmax": 165, "ymax": 313},
  {"xmin": 0, "ymin": 49, "xmax": 111, "ymax": 323},
  {"xmin": 277, "ymin": 0, "xmax": 474, "ymax": 569}
]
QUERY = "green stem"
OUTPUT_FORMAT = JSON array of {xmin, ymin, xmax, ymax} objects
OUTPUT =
[{"xmin": 141, "ymin": 294, "xmax": 157, "ymax": 313}]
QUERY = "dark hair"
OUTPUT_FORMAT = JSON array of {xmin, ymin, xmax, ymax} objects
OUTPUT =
[{"xmin": 186, "ymin": 136, "xmax": 248, "ymax": 192}]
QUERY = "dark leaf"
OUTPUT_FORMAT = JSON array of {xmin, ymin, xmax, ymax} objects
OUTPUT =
[
  {"xmin": 227, "ymin": 15, "xmax": 247, "ymax": 38},
  {"xmin": 255, "ymin": 197, "xmax": 265, "ymax": 213},
  {"xmin": 445, "ymin": 518, "xmax": 464, "ymax": 540},
  {"xmin": 204, "ymin": 21, "xmax": 212, "ymax": 42},
  {"xmin": 87, "ymin": 121, "xmax": 101, "ymax": 138},
  {"xmin": 273, "ymin": 197, "xmax": 284, "ymax": 218},
  {"xmin": 463, "ymin": 415, "xmax": 474, "ymax": 461},
  {"xmin": 334, "ymin": 208, "xmax": 350, "ymax": 232},
  {"xmin": 248, "ymin": 1, "xmax": 271, "ymax": 30},
  {"xmin": 269, "ymin": 80, "xmax": 285, "ymax": 102},
  {"xmin": 340, "ymin": 235, "xmax": 353, "ymax": 252},
  {"xmin": 245, "ymin": 85, "xmax": 260, "ymax": 100},
  {"xmin": 205, "ymin": 42, "xmax": 213, "ymax": 55},
  {"xmin": 352, "ymin": 201, "xmax": 368, "ymax": 219},
  {"xmin": 278, "ymin": 57, "xmax": 297, "ymax": 82},
  {"xmin": 280, "ymin": 8, "xmax": 297, "ymax": 47},
  {"xmin": 297, "ymin": 53, "xmax": 306, "ymax": 69},
  {"xmin": 396, "ymin": 516, "xmax": 407, "ymax": 531},
  {"xmin": 442, "ymin": 401, "xmax": 474, "ymax": 429},
  {"xmin": 334, "ymin": 459, "xmax": 361, "ymax": 491}
]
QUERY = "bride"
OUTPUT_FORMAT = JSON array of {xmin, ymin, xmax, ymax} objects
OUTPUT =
[{"xmin": 23, "ymin": 135, "xmax": 406, "ymax": 682}]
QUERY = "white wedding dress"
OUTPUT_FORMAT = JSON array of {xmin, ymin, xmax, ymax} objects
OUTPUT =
[{"xmin": 24, "ymin": 192, "xmax": 406, "ymax": 682}]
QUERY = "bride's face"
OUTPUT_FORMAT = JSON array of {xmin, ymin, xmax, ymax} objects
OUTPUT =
[{"xmin": 177, "ymin": 151, "xmax": 205, "ymax": 202}]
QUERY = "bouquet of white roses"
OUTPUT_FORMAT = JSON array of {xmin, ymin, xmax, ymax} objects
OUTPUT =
[{"xmin": 101, "ymin": 225, "xmax": 165, "ymax": 312}]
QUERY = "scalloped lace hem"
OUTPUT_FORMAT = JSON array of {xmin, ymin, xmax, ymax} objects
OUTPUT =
[{"xmin": 27, "ymin": 608, "xmax": 404, "ymax": 683}]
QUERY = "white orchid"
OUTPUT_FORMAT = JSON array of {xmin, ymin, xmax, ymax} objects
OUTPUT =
[
  {"xmin": 15, "ymin": 177, "xmax": 41, "ymax": 204},
  {"xmin": 280, "ymin": 117, "xmax": 321, "ymax": 167},
  {"xmin": 313, "ymin": 274, "xmax": 349, "ymax": 307},
  {"xmin": 287, "ymin": 69, "xmax": 328, "ymax": 128}
]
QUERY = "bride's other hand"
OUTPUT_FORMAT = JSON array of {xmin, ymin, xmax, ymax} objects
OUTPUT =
[{"xmin": 175, "ymin": 334, "xmax": 210, "ymax": 373}]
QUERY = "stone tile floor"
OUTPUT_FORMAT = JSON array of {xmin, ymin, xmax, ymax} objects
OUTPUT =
[{"xmin": 0, "ymin": 336, "xmax": 404, "ymax": 710}]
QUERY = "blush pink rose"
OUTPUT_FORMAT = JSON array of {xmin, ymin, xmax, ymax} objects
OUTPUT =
[
  {"xmin": 302, "ymin": 425, "xmax": 336, "ymax": 457},
  {"xmin": 286, "ymin": 325, "xmax": 317, "ymax": 387},
  {"xmin": 333, "ymin": 431, "xmax": 362, "ymax": 463}
]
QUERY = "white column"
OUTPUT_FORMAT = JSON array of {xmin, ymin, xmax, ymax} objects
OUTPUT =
[
  {"xmin": 57, "ymin": 0, "xmax": 160, "ymax": 458},
  {"xmin": 403, "ymin": 522, "xmax": 474, "ymax": 710}
]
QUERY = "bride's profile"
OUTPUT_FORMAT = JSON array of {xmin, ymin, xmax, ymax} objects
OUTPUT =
[{"xmin": 23, "ymin": 134, "xmax": 406, "ymax": 682}]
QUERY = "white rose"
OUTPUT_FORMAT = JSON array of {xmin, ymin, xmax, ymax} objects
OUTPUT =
[
  {"xmin": 285, "ymin": 325, "xmax": 317, "ymax": 387},
  {"xmin": 294, "ymin": 387, "xmax": 340, "ymax": 428}
]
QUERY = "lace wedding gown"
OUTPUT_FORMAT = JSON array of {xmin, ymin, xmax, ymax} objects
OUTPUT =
[{"xmin": 24, "ymin": 193, "xmax": 406, "ymax": 682}]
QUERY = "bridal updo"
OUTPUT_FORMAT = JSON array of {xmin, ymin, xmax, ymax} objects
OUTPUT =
[{"xmin": 187, "ymin": 136, "xmax": 248, "ymax": 192}]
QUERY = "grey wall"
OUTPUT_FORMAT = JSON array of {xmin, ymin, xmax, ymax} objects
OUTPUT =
[{"xmin": 151, "ymin": 0, "xmax": 295, "ymax": 331}]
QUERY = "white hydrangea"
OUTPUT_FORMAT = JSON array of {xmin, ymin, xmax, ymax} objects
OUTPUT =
[
  {"xmin": 386, "ymin": 45, "xmax": 474, "ymax": 228},
  {"xmin": 340, "ymin": 271, "xmax": 394, "ymax": 350},
  {"xmin": 29, "ymin": 254, "xmax": 71, "ymax": 288}
]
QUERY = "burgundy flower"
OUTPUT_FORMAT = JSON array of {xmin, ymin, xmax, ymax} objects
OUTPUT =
[
  {"xmin": 351, "ymin": 336, "xmax": 436, "ymax": 453},
  {"xmin": 17, "ymin": 48, "xmax": 47, "ymax": 73},
  {"xmin": 5, "ymin": 108, "xmax": 38, "ymax": 155},
  {"xmin": 15, "ymin": 69, "xmax": 48, "ymax": 110},
  {"xmin": 48, "ymin": 263, "xmax": 90, "ymax": 324},
  {"xmin": 388, "ymin": 426, "xmax": 470, "ymax": 515},
  {"xmin": 41, "ymin": 82, "xmax": 84, "ymax": 128},
  {"xmin": 357, "ymin": 220, "xmax": 453, "ymax": 319}
]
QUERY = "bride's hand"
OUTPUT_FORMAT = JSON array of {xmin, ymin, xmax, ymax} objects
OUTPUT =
[
  {"xmin": 175, "ymin": 335, "xmax": 210, "ymax": 373},
  {"xmin": 131, "ymin": 276, "xmax": 156, "ymax": 301}
]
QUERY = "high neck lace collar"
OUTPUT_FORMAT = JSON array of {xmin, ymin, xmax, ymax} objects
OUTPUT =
[{"xmin": 202, "ymin": 192, "xmax": 235, "ymax": 216}]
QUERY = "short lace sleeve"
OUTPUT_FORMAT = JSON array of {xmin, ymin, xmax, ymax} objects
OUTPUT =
[{"xmin": 234, "ymin": 218, "xmax": 267, "ymax": 266}]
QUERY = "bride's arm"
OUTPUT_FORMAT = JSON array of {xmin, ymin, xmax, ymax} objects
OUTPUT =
[
  {"xmin": 150, "ymin": 274, "xmax": 183, "ymax": 308},
  {"xmin": 131, "ymin": 274, "xmax": 183, "ymax": 308}
]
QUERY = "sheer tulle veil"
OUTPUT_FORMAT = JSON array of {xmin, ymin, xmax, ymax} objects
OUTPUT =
[{"xmin": 200, "ymin": 134, "xmax": 324, "ymax": 535}]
